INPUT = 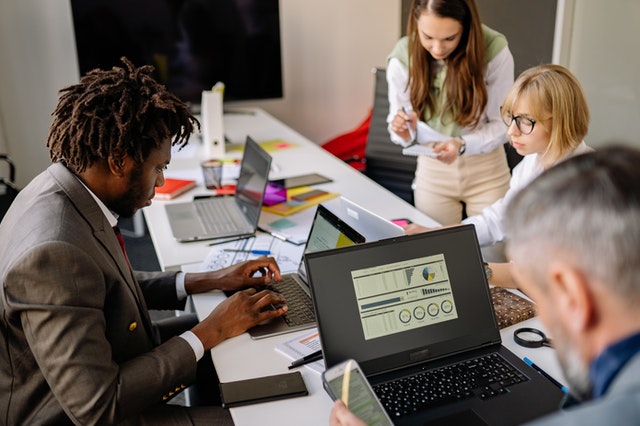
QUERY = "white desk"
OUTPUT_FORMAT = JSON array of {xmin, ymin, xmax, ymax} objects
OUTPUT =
[
  {"xmin": 143, "ymin": 108, "xmax": 565, "ymax": 425},
  {"xmin": 142, "ymin": 108, "xmax": 439, "ymax": 271}
]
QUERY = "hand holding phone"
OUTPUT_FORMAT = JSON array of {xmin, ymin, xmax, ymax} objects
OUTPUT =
[{"xmin": 322, "ymin": 359, "xmax": 393, "ymax": 426}]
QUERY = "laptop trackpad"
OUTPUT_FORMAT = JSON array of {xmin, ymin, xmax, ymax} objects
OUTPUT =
[{"xmin": 423, "ymin": 410, "xmax": 488, "ymax": 426}]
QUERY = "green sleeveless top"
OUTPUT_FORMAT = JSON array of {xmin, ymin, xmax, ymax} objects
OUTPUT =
[{"xmin": 388, "ymin": 24, "xmax": 507, "ymax": 137}]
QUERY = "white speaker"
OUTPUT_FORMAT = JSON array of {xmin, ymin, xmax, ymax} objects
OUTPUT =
[{"xmin": 200, "ymin": 82, "xmax": 225, "ymax": 158}]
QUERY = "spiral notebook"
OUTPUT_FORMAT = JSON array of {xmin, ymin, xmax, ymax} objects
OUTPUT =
[{"xmin": 401, "ymin": 143, "xmax": 439, "ymax": 158}]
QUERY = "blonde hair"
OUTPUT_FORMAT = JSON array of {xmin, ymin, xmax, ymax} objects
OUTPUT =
[{"xmin": 501, "ymin": 64, "xmax": 589, "ymax": 165}]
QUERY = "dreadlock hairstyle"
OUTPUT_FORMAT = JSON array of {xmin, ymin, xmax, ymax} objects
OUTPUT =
[
  {"xmin": 407, "ymin": 0, "xmax": 487, "ymax": 128},
  {"xmin": 47, "ymin": 57, "xmax": 198, "ymax": 173}
]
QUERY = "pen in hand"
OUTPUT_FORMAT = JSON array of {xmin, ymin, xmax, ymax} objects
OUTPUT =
[
  {"xmin": 223, "ymin": 249, "xmax": 271, "ymax": 255},
  {"xmin": 288, "ymin": 350, "xmax": 323, "ymax": 369},
  {"xmin": 401, "ymin": 107, "xmax": 416, "ymax": 142}
]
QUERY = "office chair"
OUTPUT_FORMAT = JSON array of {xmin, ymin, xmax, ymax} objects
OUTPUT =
[{"xmin": 363, "ymin": 68, "xmax": 417, "ymax": 205}]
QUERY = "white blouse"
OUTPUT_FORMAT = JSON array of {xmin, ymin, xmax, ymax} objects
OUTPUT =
[
  {"xmin": 462, "ymin": 141, "xmax": 594, "ymax": 246},
  {"xmin": 386, "ymin": 46, "xmax": 514, "ymax": 156}
]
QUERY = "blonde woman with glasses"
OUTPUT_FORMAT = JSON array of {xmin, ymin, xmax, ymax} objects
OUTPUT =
[{"xmin": 404, "ymin": 64, "xmax": 592, "ymax": 287}]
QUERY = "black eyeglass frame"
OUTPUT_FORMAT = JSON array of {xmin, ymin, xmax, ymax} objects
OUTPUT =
[{"xmin": 500, "ymin": 106, "xmax": 537, "ymax": 135}]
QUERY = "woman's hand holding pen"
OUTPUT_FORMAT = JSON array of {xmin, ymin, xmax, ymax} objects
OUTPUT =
[{"xmin": 391, "ymin": 108, "xmax": 417, "ymax": 142}]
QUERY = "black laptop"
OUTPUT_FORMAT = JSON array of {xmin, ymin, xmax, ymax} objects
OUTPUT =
[{"xmin": 304, "ymin": 226, "xmax": 564, "ymax": 425}]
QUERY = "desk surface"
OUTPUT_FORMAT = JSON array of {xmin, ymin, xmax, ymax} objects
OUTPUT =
[
  {"xmin": 144, "ymin": 108, "xmax": 565, "ymax": 425},
  {"xmin": 143, "ymin": 108, "xmax": 439, "ymax": 271}
]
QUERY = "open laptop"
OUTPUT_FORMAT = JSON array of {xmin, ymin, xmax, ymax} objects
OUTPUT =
[
  {"xmin": 165, "ymin": 136, "xmax": 271, "ymax": 242},
  {"xmin": 305, "ymin": 226, "xmax": 565, "ymax": 425},
  {"xmin": 324, "ymin": 196, "xmax": 404, "ymax": 241},
  {"xmin": 247, "ymin": 204, "xmax": 365, "ymax": 339}
]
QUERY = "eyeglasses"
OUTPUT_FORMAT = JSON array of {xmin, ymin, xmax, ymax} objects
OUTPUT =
[{"xmin": 500, "ymin": 107, "xmax": 537, "ymax": 135}]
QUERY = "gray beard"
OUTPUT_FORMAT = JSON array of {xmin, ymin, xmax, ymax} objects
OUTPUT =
[{"xmin": 557, "ymin": 341, "xmax": 592, "ymax": 401}]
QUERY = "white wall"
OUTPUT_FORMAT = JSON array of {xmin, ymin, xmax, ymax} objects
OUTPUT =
[
  {"xmin": 559, "ymin": 0, "xmax": 640, "ymax": 149},
  {"xmin": 0, "ymin": 0, "xmax": 401, "ymax": 186},
  {"xmin": 0, "ymin": 0, "xmax": 78, "ymax": 187}
]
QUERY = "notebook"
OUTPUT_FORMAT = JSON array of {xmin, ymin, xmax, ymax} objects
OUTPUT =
[
  {"xmin": 401, "ymin": 143, "xmax": 439, "ymax": 158},
  {"xmin": 323, "ymin": 196, "xmax": 404, "ymax": 241},
  {"xmin": 165, "ymin": 136, "xmax": 271, "ymax": 242},
  {"xmin": 247, "ymin": 204, "xmax": 365, "ymax": 339},
  {"xmin": 304, "ymin": 226, "xmax": 565, "ymax": 425}
]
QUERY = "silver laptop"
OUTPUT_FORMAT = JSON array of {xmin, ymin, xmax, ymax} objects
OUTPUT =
[
  {"xmin": 247, "ymin": 204, "xmax": 365, "ymax": 339},
  {"xmin": 324, "ymin": 196, "xmax": 404, "ymax": 241},
  {"xmin": 305, "ymin": 226, "xmax": 565, "ymax": 425},
  {"xmin": 165, "ymin": 136, "xmax": 271, "ymax": 242}
]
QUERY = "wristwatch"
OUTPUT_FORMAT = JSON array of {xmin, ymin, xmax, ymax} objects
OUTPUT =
[
  {"xmin": 458, "ymin": 138, "xmax": 466, "ymax": 156},
  {"xmin": 483, "ymin": 262, "xmax": 492, "ymax": 281}
]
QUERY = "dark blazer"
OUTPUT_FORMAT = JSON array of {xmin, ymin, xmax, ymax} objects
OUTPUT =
[{"xmin": 0, "ymin": 163, "xmax": 198, "ymax": 425}]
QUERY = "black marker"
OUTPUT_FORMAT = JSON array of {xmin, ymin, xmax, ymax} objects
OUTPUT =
[{"xmin": 288, "ymin": 350, "xmax": 323, "ymax": 369}]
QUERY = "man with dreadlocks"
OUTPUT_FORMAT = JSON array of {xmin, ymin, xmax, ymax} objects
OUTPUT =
[{"xmin": 0, "ymin": 58, "xmax": 288, "ymax": 425}]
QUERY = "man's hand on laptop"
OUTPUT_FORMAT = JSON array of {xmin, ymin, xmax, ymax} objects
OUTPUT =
[
  {"xmin": 192, "ymin": 288, "xmax": 288, "ymax": 350},
  {"xmin": 184, "ymin": 256, "xmax": 282, "ymax": 294}
]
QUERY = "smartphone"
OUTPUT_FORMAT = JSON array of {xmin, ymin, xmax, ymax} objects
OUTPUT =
[
  {"xmin": 322, "ymin": 359, "xmax": 393, "ymax": 426},
  {"xmin": 219, "ymin": 371, "xmax": 308, "ymax": 408},
  {"xmin": 391, "ymin": 218, "xmax": 413, "ymax": 227},
  {"xmin": 271, "ymin": 173, "xmax": 333, "ymax": 189}
]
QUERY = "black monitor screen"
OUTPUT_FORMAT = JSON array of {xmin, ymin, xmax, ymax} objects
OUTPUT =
[{"xmin": 70, "ymin": 0, "xmax": 283, "ymax": 105}]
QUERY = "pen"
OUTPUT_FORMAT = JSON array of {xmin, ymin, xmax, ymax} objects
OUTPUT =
[
  {"xmin": 257, "ymin": 226, "xmax": 305, "ymax": 246},
  {"xmin": 288, "ymin": 350, "xmax": 323, "ymax": 369},
  {"xmin": 208, "ymin": 236, "xmax": 254, "ymax": 246},
  {"xmin": 223, "ymin": 249, "xmax": 271, "ymax": 255},
  {"xmin": 401, "ymin": 107, "xmax": 416, "ymax": 142},
  {"xmin": 523, "ymin": 357, "xmax": 569, "ymax": 393}
]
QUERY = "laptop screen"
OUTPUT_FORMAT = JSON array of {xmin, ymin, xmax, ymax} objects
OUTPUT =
[
  {"xmin": 304, "ymin": 226, "xmax": 500, "ymax": 376},
  {"xmin": 297, "ymin": 204, "xmax": 365, "ymax": 283},
  {"xmin": 235, "ymin": 136, "xmax": 272, "ymax": 227},
  {"xmin": 298, "ymin": 204, "xmax": 365, "ymax": 284}
]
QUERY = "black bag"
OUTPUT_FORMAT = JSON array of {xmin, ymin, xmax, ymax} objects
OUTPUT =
[{"xmin": 0, "ymin": 154, "xmax": 19, "ymax": 221}]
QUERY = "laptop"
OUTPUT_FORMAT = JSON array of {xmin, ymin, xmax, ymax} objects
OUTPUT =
[
  {"xmin": 247, "ymin": 204, "xmax": 365, "ymax": 339},
  {"xmin": 165, "ymin": 136, "xmax": 271, "ymax": 242},
  {"xmin": 324, "ymin": 196, "xmax": 404, "ymax": 241},
  {"xmin": 304, "ymin": 226, "xmax": 565, "ymax": 426}
]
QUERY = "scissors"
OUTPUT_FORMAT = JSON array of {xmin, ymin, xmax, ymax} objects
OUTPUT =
[{"xmin": 513, "ymin": 327, "xmax": 553, "ymax": 348}]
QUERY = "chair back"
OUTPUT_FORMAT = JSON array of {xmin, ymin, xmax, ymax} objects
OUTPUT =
[{"xmin": 364, "ymin": 68, "xmax": 417, "ymax": 204}]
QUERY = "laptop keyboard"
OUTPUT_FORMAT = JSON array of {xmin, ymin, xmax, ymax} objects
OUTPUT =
[
  {"xmin": 195, "ymin": 199, "xmax": 247, "ymax": 233},
  {"xmin": 267, "ymin": 275, "xmax": 316, "ymax": 327},
  {"xmin": 373, "ymin": 353, "xmax": 529, "ymax": 419}
]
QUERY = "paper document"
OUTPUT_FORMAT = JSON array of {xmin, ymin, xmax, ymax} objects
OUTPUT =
[
  {"xmin": 258, "ymin": 207, "xmax": 318, "ymax": 245},
  {"xmin": 275, "ymin": 329, "xmax": 324, "ymax": 374},
  {"xmin": 200, "ymin": 233, "xmax": 304, "ymax": 273}
]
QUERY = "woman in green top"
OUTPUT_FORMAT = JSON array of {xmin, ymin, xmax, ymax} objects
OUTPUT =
[{"xmin": 388, "ymin": 0, "xmax": 514, "ymax": 226}]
